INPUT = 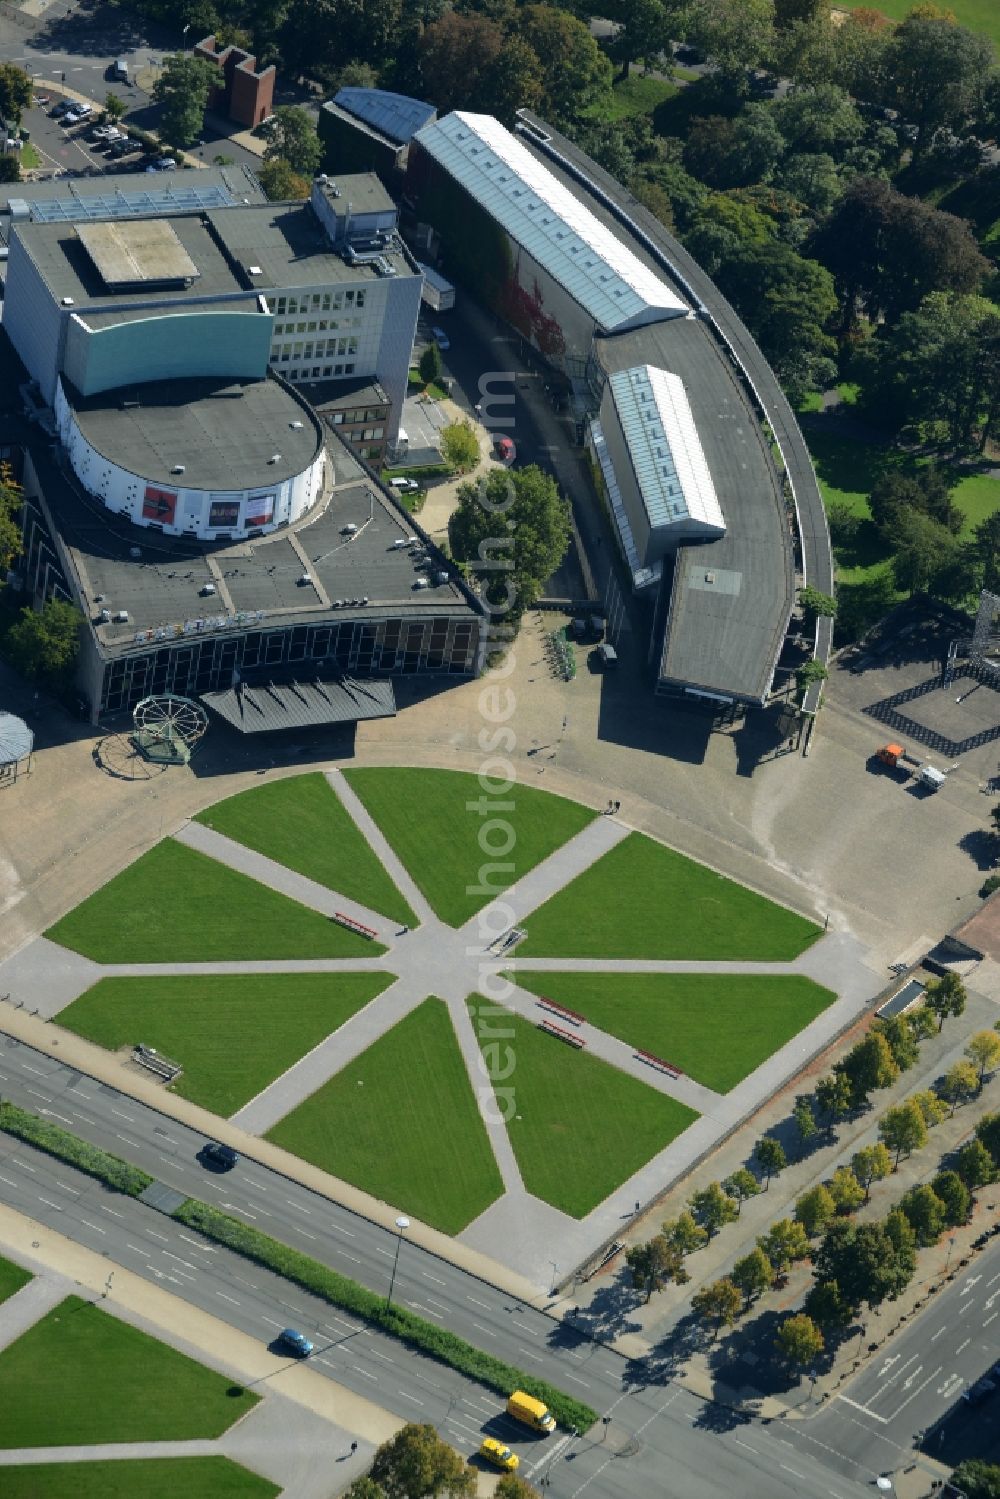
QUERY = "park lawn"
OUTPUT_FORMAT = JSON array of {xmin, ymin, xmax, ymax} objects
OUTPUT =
[
  {"xmin": 839, "ymin": 0, "xmax": 1000, "ymax": 48},
  {"xmin": 343, "ymin": 768, "xmax": 596, "ymax": 927},
  {"xmin": 0, "ymin": 1296, "xmax": 258, "ymax": 1448},
  {"xmin": 267, "ymin": 997, "xmax": 504, "ymax": 1234},
  {"xmin": 57, "ymin": 972, "xmax": 391, "ymax": 1117},
  {"xmin": 953, "ymin": 472, "xmax": 1000, "ymax": 534},
  {"xmin": 0, "ymin": 1253, "xmax": 30, "ymax": 1305},
  {"xmin": 510, "ymin": 972, "xmax": 837, "ymax": 1094},
  {"xmin": 518, "ymin": 832, "xmax": 820, "ymax": 961},
  {"xmin": 0, "ymin": 1457, "xmax": 280, "ymax": 1499},
  {"xmin": 597, "ymin": 73, "xmax": 679, "ymax": 122},
  {"xmin": 194, "ymin": 773, "xmax": 416, "ymax": 927},
  {"xmin": 468, "ymin": 997, "xmax": 697, "ymax": 1217},
  {"xmin": 45, "ymin": 839, "xmax": 384, "ymax": 962}
]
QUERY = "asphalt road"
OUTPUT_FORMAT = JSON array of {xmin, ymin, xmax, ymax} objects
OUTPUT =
[
  {"xmin": 0, "ymin": 1033, "xmax": 867, "ymax": 1497},
  {"xmin": 779, "ymin": 1230, "xmax": 1000, "ymax": 1487}
]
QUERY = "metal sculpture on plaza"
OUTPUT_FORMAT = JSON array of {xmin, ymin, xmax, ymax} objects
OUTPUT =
[
  {"xmin": 0, "ymin": 711, "xmax": 33, "ymax": 786},
  {"xmin": 131, "ymin": 694, "xmax": 209, "ymax": 765}
]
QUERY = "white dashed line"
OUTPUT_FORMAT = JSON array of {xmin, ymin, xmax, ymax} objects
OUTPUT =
[{"xmin": 216, "ymin": 1292, "xmax": 240, "ymax": 1305}]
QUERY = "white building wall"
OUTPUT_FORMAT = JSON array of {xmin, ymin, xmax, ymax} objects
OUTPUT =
[{"xmin": 54, "ymin": 380, "xmax": 326, "ymax": 542}]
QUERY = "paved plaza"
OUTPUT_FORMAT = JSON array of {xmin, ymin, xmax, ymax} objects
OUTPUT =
[{"xmin": 0, "ymin": 768, "xmax": 883, "ymax": 1286}]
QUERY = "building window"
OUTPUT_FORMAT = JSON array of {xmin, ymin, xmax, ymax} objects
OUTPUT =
[
  {"xmin": 356, "ymin": 290, "xmax": 365, "ymax": 308},
  {"xmin": 348, "ymin": 337, "xmax": 358, "ymax": 355},
  {"xmin": 296, "ymin": 321, "xmax": 306, "ymax": 334},
  {"xmin": 333, "ymin": 292, "xmax": 343, "ymax": 310},
  {"xmin": 293, "ymin": 342, "xmax": 303, "ymax": 358},
  {"xmin": 311, "ymin": 294, "xmax": 321, "ymax": 309},
  {"xmin": 322, "ymin": 293, "xmax": 331, "ymax": 310},
  {"xmin": 362, "ymin": 428, "xmax": 375, "ymax": 440},
  {"xmin": 323, "ymin": 365, "xmax": 332, "ymax": 376},
  {"xmin": 288, "ymin": 369, "xmax": 299, "ymax": 380},
  {"xmin": 286, "ymin": 296, "xmax": 297, "ymax": 314},
  {"xmin": 331, "ymin": 412, "xmax": 344, "ymax": 424},
  {"xmin": 276, "ymin": 297, "xmax": 287, "ymax": 313},
  {"xmin": 312, "ymin": 366, "xmax": 321, "ymax": 378},
  {"xmin": 303, "ymin": 343, "xmax": 313, "ymax": 359},
  {"xmin": 345, "ymin": 290, "xmax": 354, "ymax": 305},
  {"xmin": 372, "ymin": 427, "xmax": 384, "ymax": 439},
  {"xmin": 345, "ymin": 363, "xmax": 355, "ymax": 374}
]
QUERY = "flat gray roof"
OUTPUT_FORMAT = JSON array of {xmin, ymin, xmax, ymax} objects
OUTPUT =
[
  {"xmin": 77, "ymin": 219, "xmax": 199, "ymax": 288},
  {"xmin": 67, "ymin": 375, "xmax": 323, "ymax": 492},
  {"xmin": 14, "ymin": 213, "xmax": 248, "ymax": 307},
  {"xmin": 0, "ymin": 164, "xmax": 264, "ymax": 223},
  {"xmin": 205, "ymin": 203, "xmax": 412, "ymax": 289},
  {"xmin": 32, "ymin": 439, "xmax": 477, "ymax": 661},
  {"xmin": 204, "ymin": 676, "xmax": 396, "ymax": 732},
  {"xmin": 515, "ymin": 116, "xmax": 795, "ymax": 703},
  {"xmin": 314, "ymin": 173, "xmax": 396, "ymax": 214}
]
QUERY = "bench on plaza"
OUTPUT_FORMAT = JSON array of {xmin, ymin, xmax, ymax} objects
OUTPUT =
[
  {"xmin": 539, "ymin": 1019, "xmax": 586, "ymax": 1049},
  {"xmin": 133, "ymin": 1044, "xmax": 182, "ymax": 1082},
  {"xmin": 635, "ymin": 1048, "xmax": 682, "ymax": 1079},
  {"xmin": 333, "ymin": 911, "xmax": 379, "ymax": 940},
  {"xmin": 537, "ymin": 996, "xmax": 585, "ymax": 1027}
]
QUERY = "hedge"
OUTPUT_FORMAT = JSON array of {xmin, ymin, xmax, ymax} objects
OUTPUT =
[
  {"xmin": 174, "ymin": 1199, "xmax": 598, "ymax": 1432},
  {"xmin": 0, "ymin": 1102, "xmax": 153, "ymax": 1197}
]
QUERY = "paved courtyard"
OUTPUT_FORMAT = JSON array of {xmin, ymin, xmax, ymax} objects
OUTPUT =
[{"xmin": 0, "ymin": 768, "xmax": 882, "ymax": 1286}]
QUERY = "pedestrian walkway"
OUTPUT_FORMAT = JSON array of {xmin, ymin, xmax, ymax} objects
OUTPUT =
[
  {"xmin": 325, "ymin": 769, "xmax": 434, "ymax": 926},
  {"xmin": 175, "ymin": 821, "xmax": 398, "ymax": 945},
  {"xmin": 0, "ymin": 1271, "xmax": 71, "ymax": 1353}
]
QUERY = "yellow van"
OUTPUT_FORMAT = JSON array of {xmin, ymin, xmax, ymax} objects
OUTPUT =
[{"xmin": 506, "ymin": 1390, "xmax": 556, "ymax": 1433}]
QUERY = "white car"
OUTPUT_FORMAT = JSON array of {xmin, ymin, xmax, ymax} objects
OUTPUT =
[
  {"xmin": 430, "ymin": 326, "xmax": 450, "ymax": 351},
  {"xmin": 63, "ymin": 106, "xmax": 93, "ymax": 126}
]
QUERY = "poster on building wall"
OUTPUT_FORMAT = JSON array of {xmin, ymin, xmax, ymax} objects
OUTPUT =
[
  {"xmin": 245, "ymin": 493, "xmax": 275, "ymax": 527},
  {"xmin": 142, "ymin": 485, "xmax": 177, "ymax": 524},
  {"xmin": 208, "ymin": 499, "xmax": 241, "ymax": 528}
]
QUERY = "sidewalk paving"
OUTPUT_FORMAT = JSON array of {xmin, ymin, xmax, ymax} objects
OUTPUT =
[
  {"xmin": 325, "ymin": 769, "xmax": 434, "ymax": 927},
  {"xmin": 0, "ymin": 1271, "xmax": 71, "ymax": 1353}
]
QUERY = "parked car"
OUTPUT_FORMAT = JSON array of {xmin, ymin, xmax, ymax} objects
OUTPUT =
[
  {"xmin": 34, "ymin": 94, "xmax": 50, "ymax": 107},
  {"xmin": 107, "ymin": 138, "xmax": 138, "ymax": 158},
  {"xmin": 430, "ymin": 325, "xmax": 450, "ymax": 350},
  {"xmin": 146, "ymin": 157, "xmax": 176, "ymax": 172},
  {"xmin": 63, "ymin": 106, "xmax": 93, "ymax": 126},
  {"xmin": 200, "ymin": 1141, "xmax": 239, "ymax": 1169},
  {"xmin": 277, "ymin": 1328, "xmax": 314, "ymax": 1357},
  {"xmin": 389, "ymin": 477, "xmax": 419, "ymax": 494},
  {"xmin": 50, "ymin": 100, "xmax": 74, "ymax": 117}
]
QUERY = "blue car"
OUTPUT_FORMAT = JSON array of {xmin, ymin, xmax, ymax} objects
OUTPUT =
[{"xmin": 278, "ymin": 1328, "xmax": 314, "ymax": 1356}]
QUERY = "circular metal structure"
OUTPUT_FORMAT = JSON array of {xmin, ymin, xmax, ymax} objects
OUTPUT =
[
  {"xmin": 0, "ymin": 711, "xmax": 33, "ymax": 785},
  {"xmin": 132, "ymin": 694, "xmax": 209, "ymax": 765}
]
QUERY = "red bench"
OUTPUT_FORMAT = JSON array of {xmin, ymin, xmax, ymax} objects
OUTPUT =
[
  {"xmin": 539, "ymin": 1020, "xmax": 586, "ymax": 1049},
  {"xmin": 538, "ymin": 996, "xmax": 585, "ymax": 1027},
  {"xmin": 333, "ymin": 911, "xmax": 378, "ymax": 940},
  {"xmin": 635, "ymin": 1048, "xmax": 682, "ymax": 1079}
]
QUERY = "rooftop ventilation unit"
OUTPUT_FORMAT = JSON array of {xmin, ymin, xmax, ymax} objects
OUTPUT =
[
  {"xmin": 200, "ymin": 582, "xmax": 216, "ymax": 597},
  {"xmin": 298, "ymin": 573, "xmax": 312, "ymax": 586},
  {"xmin": 98, "ymin": 607, "xmax": 111, "ymax": 623},
  {"xmin": 268, "ymin": 453, "xmax": 281, "ymax": 464},
  {"xmin": 61, "ymin": 296, "xmax": 74, "ymax": 306},
  {"xmin": 129, "ymin": 545, "xmax": 141, "ymax": 559},
  {"xmin": 248, "ymin": 264, "xmax": 262, "ymax": 275},
  {"xmin": 114, "ymin": 610, "xmax": 129, "ymax": 623},
  {"xmin": 171, "ymin": 463, "xmax": 185, "ymax": 474},
  {"xmin": 289, "ymin": 420, "xmax": 304, "ymax": 429}
]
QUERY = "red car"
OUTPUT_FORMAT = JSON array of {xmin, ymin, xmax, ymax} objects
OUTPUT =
[{"xmin": 494, "ymin": 436, "xmax": 516, "ymax": 464}]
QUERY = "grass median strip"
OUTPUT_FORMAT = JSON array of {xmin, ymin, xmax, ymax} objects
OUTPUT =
[
  {"xmin": 0, "ymin": 1251, "xmax": 31, "ymax": 1305},
  {"xmin": 172, "ymin": 1198, "xmax": 598, "ymax": 1433},
  {"xmin": 0, "ymin": 1102, "xmax": 153, "ymax": 1197},
  {"xmin": 0, "ymin": 1457, "xmax": 280, "ymax": 1499}
]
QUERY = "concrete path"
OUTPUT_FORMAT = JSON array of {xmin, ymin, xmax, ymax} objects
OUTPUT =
[
  {"xmin": 230, "ymin": 975, "xmax": 426, "ymax": 1134},
  {"xmin": 461, "ymin": 814, "xmax": 627, "ymax": 938},
  {"xmin": 0, "ymin": 1270, "xmax": 71, "ymax": 1352},
  {"xmin": 326, "ymin": 769, "xmax": 435, "ymax": 926},
  {"xmin": 175, "ymin": 821, "xmax": 398, "ymax": 945},
  {"xmin": 446, "ymin": 992, "xmax": 524, "ymax": 1193},
  {"xmin": 0, "ymin": 936, "xmax": 102, "ymax": 1019},
  {"xmin": 0, "ymin": 1439, "xmax": 220, "ymax": 1465}
]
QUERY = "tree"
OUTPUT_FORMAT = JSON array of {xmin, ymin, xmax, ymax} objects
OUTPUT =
[
  {"xmin": 795, "ymin": 1183, "xmax": 835, "ymax": 1237},
  {"xmin": 0, "ymin": 155, "xmax": 20, "ymax": 185},
  {"xmin": 872, "ymin": 1015, "xmax": 919, "ymax": 1073},
  {"xmin": 691, "ymin": 1277, "xmax": 743, "ymax": 1334},
  {"xmin": 152, "ymin": 54, "xmax": 219, "ymax": 149},
  {"xmin": 753, "ymin": 1136, "xmax": 787, "ymax": 1189},
  {"xmin": 815, "ymin": 1071, "xmax": 852, "ymax": 1133},
  {"xmin": 967, "ymin": 1030, "xmax": 1000, "ymax": 1088},
  {"xmin": 369, "ymin": 1423, "xmax": 476, "ymax": 1499},
  {"xmin": 909, "ymin": 1004, "xmax": 938, "ymax": 1042},
  {"xmin": 950, "ymin": 1460, "xmax": 1000, "ymax": 1499},
  {"xmin": 813, "ymin": 1219, "xmax": 915, "ymax": 1311},
  {"xmin": 686, "ymin": 0, "xmax": 776, "ymax": 88},
  {"xmin": 683, "ymin": 107, "xmax": 785, "ymax": 191},
  {"xmin": 912, "ymin": 1089, "xmax": 949, "ymax": 1131},
  {"xmin": 257, "ymin": 159, "xmax": 311, "ymax": 200},
  {"xmin": 932, "ymin": 1170, "xmax": 971, "ymax": 1229},
  {"xmin": 851, "ymin": 1142, "xmax": 892, "ymax": 1203},
  {"xmin": 519, "ymin": 6, "xmax": 613, "ymax": 121},
  {"xmin": 775, "ymin": 1312, "xmax": 824, "ymax": 1367},
  {"xmin": 606, "ymin": 0, "xmax": 680, "ymax": 79},
  {"xmin": 714, "ymin": 239, "xmax": 837, "ymax": 404},
  {"xmin": 899, "ymin": 1184, "xmax": 946, "ymax": 1246},
  {"xmin": 722, "ymin": 1167, "xmax": 760, "ymax": 1214},
  {"xmin": 449, "ymin": 465, "xmax": 570, "ymax": 623},
  {"xmin": 731, "ymin": 1246, "xmax": 774, "ymax": 1306},
  {"xmin": 838, "ymin": 1031, "xmax": 898, "ymax": 1110},
  {"xmin": 419, "ymin": 341, "xmax": 443, "ymax": 388},
  {"xmin": 978, "ymin": 1112, "xmax": 1000, "ymax": 1169},
  {"xmin": 883, "ymin": 11, "xmax": 995, "ymax": 158},
  {"xmin": 690, "ymin": 1181, "xmax": 739, "ymax": 1237},
  {"xmin": 0, "ymin": 65, "xmax": 32, "ymax": 126},
  {"xmin": 495, "ymin": 1478, "xmax": 542, "ymax": 1499},
  {"xmin": 477, "ymin": 35, "xmax": 544, "ymax": 124},
  {"xmin": 757, "ymin": 1217, "xmax": 810, "ymax": 1272},
  {"xmin": 884, "ymin": 1206, "xmax": 918, "ymax": 1267},
  {"xmin": 663, "ymin": 1211, "xmax": 708, "ymax": 1256},
  {"xmin": 103, "ymin": 93, "xmax": 127, "ymax": 123},
  {"xmin": 892, "ymin": 509, "xmax": 961, "ymax": 597},
  {"xmin": 263, "ymin": 105, "xmax": 322, "ymax": 177},
  {"xmin": 346, "ymin": 1480, "xmax": 388, "ymax": 1499},
  {"xmin": 775, "ymin": 151, "xmax": 843, "ymax": 216},
  {"xmin": 0, "ymin": 470, "xmax": 21, "ymax": 576},
  {"xmin": 811, "ymin": 178, "xmax": 989, "ymax": 334},
  {"xmin": 282, "ymin": 0, "xmax": 402, "ymax": 74},
  {"xmin": 418, "ymin": 12, "xmax": 504, "ymax": 113},
  {"xmin": 878, "ymin": 1100, "xmax": 928, "ymax": 1169},
  {"xmin": 804, "ymin": 1278, "xmax": 851, "ymax": 1330},
  {"xmin": 792, "ymin": 1095, "xmax": 818, "ymax": 1154},
  {"xmin": 828, "ymin": 1166, "xmax": 865, "ymax": 1216},
  {"xmin": 625, "ymin": 1235, "xmax": 689, "ymax": 1302},
  {"xmin": 798, "ymin": 587, "xmax": 836, "ymax": 624},
  {"xmin": 774, "ymin": 0, "xmax": 824, "ymax": 25},
  {"xmin": 957, "ymin": 1136, "xmax": 996, "ymax": 1189},
  {"xmin": 441, "ymin": 421, "xmax": 481, "ymax": 474},
  {"xmin": 925, "ymin": 972, "xmax": 968, "ymax": 1032},
  {"xmin": 4, "ymin": 598, "xmax": 81, "ymax": 687},
  {"xmin": 772, "ymin": 83, "xmax": 864, "ymax": 159}
]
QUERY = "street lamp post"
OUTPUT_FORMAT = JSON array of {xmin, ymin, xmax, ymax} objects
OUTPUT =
[
  {"xmin": 181, "ymin": 23, "xmax": 191, "ymax": 51},
  {"xmin": 386, "ymin": 1215, "xmax": 410, "ymax": 1309}
]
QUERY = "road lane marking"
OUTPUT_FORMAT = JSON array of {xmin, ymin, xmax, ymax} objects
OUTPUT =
[
  {"xmin": 53, "ymin": 1180, "xmax": 80, "ymax": 1195},
  {"xmin": 111, "ymin": 1108, "xmax": 136, "ymax": 1122},
  {"xmin": 216, "ymin": 1292, "xmax": 240, "ymax": 1305},
  {"xmin": 37, "ymin": 1196, "xmax": 63, "ymax": 1211},
  {"xmin": 330, "ymin": 1222, "xmax": 354, "ymax": 1236},
  {"xmin": 178, "ymin": 1233, "xmax": 215, "ymax": 1251},
  {"xmin": 297, "ymin": 1229, "xmax": 317, "ymax": 1240},
  {"xmin": 467, "ymin": 1296, "xmax": 492, "ymax": 1309},
  {"xmin": 986, "ymin": 1312, "xmax": 999, "ymax": 1327},
  {"xmin": 163, "ymin": 1252, "xmax": 197, "ymax": 1270},
  {"xmin": 931, "ymin": 1327, "xmax": 947, "ymax": 1341},
  {"xmin": 340, "ymin": 1251, "xmax": 362, "ymax": 1264},
  {"xmin": 374, "ymin": 1246, "xmax": 392, "ymax": 1257},
  {"xmin": 287, "ymin": 1201, "xmax": 311, "ymax": 1214},
  {"xmin": 422, "ymin": 1271, "xmax": 446, "ymax": 1285},
  {"xmin": 472, "ymin": 1323, "xmax": 494, "ymax": 1338},
  {"xmin": 99, "ymin": 1205, "xmax": 123, "ymax": 1218},
  {"xmin": 79, "ymin": 1219, "xmax": 105, "ymax": 1234},
  {"xmin": 957, "ymin": 1338, "xmax": 971, "ymax": 1354},
  {"xmin": 26, "ymin": 1088, "xmax": 51, "ymax": 1102},
  {"xmin": 399, "ymin": 1391, "xmax": 424, "ymax": 1405},
  {"xmin": 837, "ymin": 1396, "xmax": 888, "ymax": 1424},
  {"xmin": 885, "ymin": 1364, "xmax": 943, "ymax": 1422},
  {"xmin": 0, "ymin": 1175, "xmax": 17, "ymax": 1188},
  {"xmin": 115, "ymin": 1134, "xmax": 141, "ymax": 1150},
  {"xmin": 517, "ymin": 1346, "xmax": 543, "ymax": 1362},
  {"xmin": 563, "ymin": 1373, "xmax": 590, "ymax": 1387},
  {"xmin": 12, "ymin": 1160, "xmax": 36, "ymax": 1173},
  {"xmin": 146, "ymin": 1231, "xmax": 168, "ymax": 1243},
  {"xmin": 351, "ymin": 1364, "xmax": 377, "ymax": 1381},
  {"xmin": 732, "ymin": 1438, "xmax": 758, "ymax": 1454},
  {"xmin": 781, "ymin": 1466, "xmax": 807, "ymax": 1481}
]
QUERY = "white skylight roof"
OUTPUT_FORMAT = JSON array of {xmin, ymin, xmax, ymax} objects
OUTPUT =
[
  {"xmin": 610, "ymin": 365, "xmax": 725, "ymax": 535},
  {"xmin": 414, "ymin": 112, "xmax": 688, "ymax": 333}
]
